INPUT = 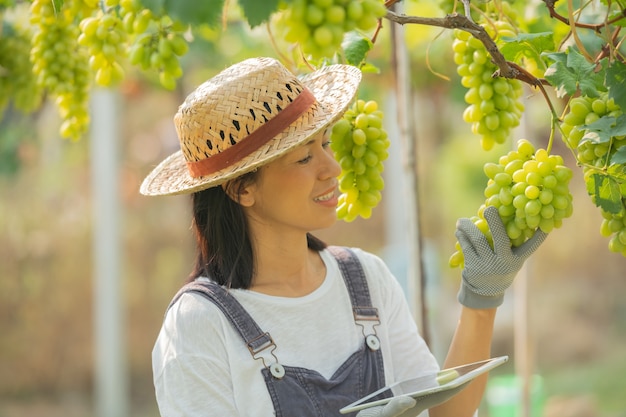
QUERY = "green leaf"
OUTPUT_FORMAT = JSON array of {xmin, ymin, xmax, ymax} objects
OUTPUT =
[
  {"xmin": 239, "ymin": 0, "xmax": 281, "ymax": 27},
  {"xmin": 342, "ymin": 32, "xmax": 373, "ymax": 67},
  {"xmin": 580, "ymin": 115, "xmax": 626, "ymax": 145},
  {"xmin": 155, "ymin": 0, "xmax": 224, "ymax": 27},
  {"xmin": 609, "ymin": 10, "xmax": 626, "ymax": 28},
  {"xmin": 499, "ymin": 32, "xmax": 554, "ymax": 63},
  {"xmin": 607, "ymin": 163, "xmax": 626, "ymax": 179},
  {"xmin": 544, "ymin": 48, "xmax": 605, "ymax": 97},
  {"xmin": 543, "ymin": 51, "xmax": 567, "ymax": 66},
  {"xmin": 606, "ymin": 61, "xmax": 626, "ymax": 111},
  {"xmin": 612, "ymin": 146, "xmax": 626, "ymax": 165},
  {"xmin": 568, "ymin": 49, "xmax": 605, "ymax": 97},
  {"xmin": 586, "ymin": 172, "xmax": 623, "ymax": 213}
]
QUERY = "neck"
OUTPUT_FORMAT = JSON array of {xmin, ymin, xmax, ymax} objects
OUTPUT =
[{"xmin": 249, "ymin": 232, "xmax": 326, "ymax": 297}]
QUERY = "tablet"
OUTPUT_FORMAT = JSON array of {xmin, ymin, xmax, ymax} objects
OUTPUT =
[{"xmin": 339, "ymin": 355, "xmax": 509, "ymax": 414}]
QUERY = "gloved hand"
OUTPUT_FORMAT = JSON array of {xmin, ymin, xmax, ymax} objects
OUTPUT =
[
  {"xmin": 356, "ymin": 396, "xmax": 417, "ymax": 417},
  {"xmin": 456, "ymin": 205, "xmax": 548, "ymax": 309}
]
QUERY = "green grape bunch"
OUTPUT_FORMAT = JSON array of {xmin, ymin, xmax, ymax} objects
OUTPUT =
[
  {"xmin": 0, "ymin": 25, "xmax": 44, "ymax": 116},
  {"xmin": 330, "ymin": 99, "xmax": 389, "ymax": 222},
  {"xmin": 126, "ymin": 15, "xmax": 189, "ymax": 90},
  {"xmin": 452, "ymin": 20, "xmax": 525, "ymax": 151},
  {"xmin": 78, "ymin": 11, "xmax": 128, "ymax": 87},
  {"xmin": 560, "ymin": 92, "xmax": 626, "ymax": 257},
  {"xmin": 450, "ymin": 139, "xmax": 574, "ymax": 268},
  {"xmin": 560, "ymin": 92, "xmax": 624, "ymax": 167},
  {"xmin": 277, "ymin": 0, "xmax": 387, "ymax": 59},
  {"xmin": 30, "ymin": 0, "xmax": 92, "ymax": 141}
]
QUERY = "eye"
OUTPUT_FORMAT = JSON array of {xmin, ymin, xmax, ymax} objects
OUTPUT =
[{"xmin": 297, "ymin": 154, "xmax": 312, "ymax": 164}]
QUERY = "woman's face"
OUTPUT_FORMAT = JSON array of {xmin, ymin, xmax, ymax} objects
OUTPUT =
[{"xmin": 241, "ymin": 129, "xmax": 342, "ymax": 235}]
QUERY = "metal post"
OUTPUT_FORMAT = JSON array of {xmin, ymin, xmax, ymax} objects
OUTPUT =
[
  {"xmin": 389, "ymin": 2, "xmax": 428, "ymax": 342},
  {"xmin": 90, "ymin": 88, "xmax": 128, "ymax": 417}
]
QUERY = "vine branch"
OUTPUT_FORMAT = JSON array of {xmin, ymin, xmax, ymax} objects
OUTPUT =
[
  {"xmin": 384, "ymin": 9, "xmax": 560, "ymax": 121},
  {"xmin": 385, "ymin": 9, "xmax": 519, "ymax": 79},
  {"xmin": 542, "ymin": 0, "xmax": 626, "ymax": 32}
]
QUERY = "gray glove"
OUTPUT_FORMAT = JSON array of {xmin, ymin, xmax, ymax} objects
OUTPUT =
[
  {"xmin": 356, "ymin": 396, "xmax": 417, "ymax": 417},
  {"xmin": 456, "ymin": 205, "xmax": 548, "ymax": 309}
]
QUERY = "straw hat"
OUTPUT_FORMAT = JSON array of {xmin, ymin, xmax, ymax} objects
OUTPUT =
[{"xmin": 140, "ymin": 57, "xmax": 362, "ymax": 196}]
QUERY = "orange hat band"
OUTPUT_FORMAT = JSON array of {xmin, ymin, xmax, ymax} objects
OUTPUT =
[{"xmin": 186, "ymin": 88, "xmax": 317, "ymax": 178}]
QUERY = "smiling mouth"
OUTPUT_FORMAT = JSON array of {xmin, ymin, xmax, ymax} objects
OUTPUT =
[{"xmin": 314, "ymin": 190, "xmax": 336, "ymax": 202}]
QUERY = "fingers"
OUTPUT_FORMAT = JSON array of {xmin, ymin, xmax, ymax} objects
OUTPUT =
[
  {"xmin": 456, "ymin": 216, "xmax": 494, "ymax": 258},
  {"xmin": 455, "ymin": 218, "xmax": 480, "ymax": 258},
  {"xmin": 483, "ymin": 206, "xmax": 511, "ymax": 256},
  {"xmin": 381, "ymin": 396, "xmax": 417, "ymax": 417},
  {"xmin": 513, "ymin": 228, "xmax": 548, "ymax": 257}
]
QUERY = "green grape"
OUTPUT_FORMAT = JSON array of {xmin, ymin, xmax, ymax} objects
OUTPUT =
[
  {"xmin": 276, "ymin": 0, "xmax": 387, "ymax": 59},
  {"xmin": 560, "ymin": 92, "xmax": 624, "ymax": 167},
  {"xmin": 124, "ymin": 9, "xmax": 188, "ymax": 90},
  {"xmin": 0, "ymin": 24, "xmax": 44, "ymax": 116},
  {"xmin": 453, "ymin": 19, "xmax": 524, "ymax": 151},
  {"xmin": 331, "ymin": 99, "xmax": 389, "ymax": 222},
  {"xmin": 68, "ymin": 0, "xmax": 100, "ymax": 19},
  {"xmin": 30, "ymin": 0, "xmax": 92, "ymax": 141},
  {"xmin": 561, "ymin": 93, "xmax": 626, "ymax": 257},
  {"xmin": 449, "ymin": 139, "xmax": 574, "ymax": 268},
  {"xmin": 79, "ymin": 11, "xmax": 128, "ymax": 87}
]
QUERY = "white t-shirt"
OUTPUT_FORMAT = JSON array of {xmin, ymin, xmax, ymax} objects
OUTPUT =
[{"xmin": 152, "ymin": 247, "xmax": 439, "ymax": 416}]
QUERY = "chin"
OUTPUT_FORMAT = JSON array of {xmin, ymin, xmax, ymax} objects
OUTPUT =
[{"xmin": 319, "ymin": 215, "xmax": 339, "ymax": 229}]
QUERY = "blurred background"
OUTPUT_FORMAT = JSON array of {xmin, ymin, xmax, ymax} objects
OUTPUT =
[{"xmin": 1, "ymin": 2, "xmax": 626, "ymax": 417}]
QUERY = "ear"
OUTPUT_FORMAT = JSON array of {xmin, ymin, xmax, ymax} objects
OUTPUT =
[{"xmin": 222, "ymin": 180, "xmax": 256, "ymax": 207}]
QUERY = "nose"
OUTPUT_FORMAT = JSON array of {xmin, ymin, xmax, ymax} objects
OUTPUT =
[{"xmin": 322, "ymin": 147, "xmax": 342, "ymax": 179}]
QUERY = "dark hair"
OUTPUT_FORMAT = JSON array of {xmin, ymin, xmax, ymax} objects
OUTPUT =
[{"xmin": 188, "ymin": 171, "xmax": 327, "ymax": 288}]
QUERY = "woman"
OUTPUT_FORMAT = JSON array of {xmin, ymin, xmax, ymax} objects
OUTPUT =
[{"xmin": 141, "ymin": 57, "xmax": 547, "ymax": 417}]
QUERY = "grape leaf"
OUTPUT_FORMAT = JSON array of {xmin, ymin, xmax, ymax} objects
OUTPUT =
[
  {"xmin": 499, "ymin": 32, "xmax": 554, "ymax": 63},
  {"xmin": 147, "ymin": 0, "xmax": 225, "ymax": 27},
  {"xmin": 586, "ymin": 171, "xmax": 623, "ymax": 214},
  {"xmin": 608, "ymin": 10, "xmax": 626, "ymax": 28},
  {"xmin": 544, "ymin": 48, "xmax": 605, "ymax": 98},
  {"xmin": 608, "ymin": 162, "xmax": 626, "ymax": 178},
  {"xmin": 239, "ymin": 0, "xmax": 281, "ymax": 27},
  {"xmin": 342, "ymin": 32, "xmax": 373, "ymax": 67},
  {"xmin": 612, "ymin": 146, "xmax": 626, "ymax": 165},
  {"xmin": 606, "ymin": 61, "xmax": 626, "ymax": 111},
  {"xmin": 580, "ymin": 114, "xmax": 626, "ymax": 145}
]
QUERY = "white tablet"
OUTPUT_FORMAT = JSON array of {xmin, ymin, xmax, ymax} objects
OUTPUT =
[{"xmin": 339, "ymin": 355, "xmax": 509, "ymax": 414}]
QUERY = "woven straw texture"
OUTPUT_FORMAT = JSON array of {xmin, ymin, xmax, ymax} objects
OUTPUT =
[{"xmin": 140, "ymin": 57, "xmax": 362, "ymax": 196}]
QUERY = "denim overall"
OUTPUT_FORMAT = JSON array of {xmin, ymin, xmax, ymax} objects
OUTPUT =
[{"xmin": 168, "ymin": 246, "xmax": 387, "ymax": 416}]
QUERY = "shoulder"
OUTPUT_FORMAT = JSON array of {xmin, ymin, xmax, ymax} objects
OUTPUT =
[
  {"xmin": 160, "ymin": 286, "xmax": 232, "ymax": 349},
  {"xmin": 326, "ymin": 245, "xmax": 394, "ymax": 280},
  {"xmin": 324, "ymin": 246, "xmax": 403, "ymax": 299}
]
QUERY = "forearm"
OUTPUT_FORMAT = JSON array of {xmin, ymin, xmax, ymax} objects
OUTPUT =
[{"xmin": 429, "ymin": 306, "xmax": 496, "ymax": 417}]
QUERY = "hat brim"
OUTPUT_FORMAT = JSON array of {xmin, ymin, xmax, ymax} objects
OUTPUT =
[{"xmin": 139, "ymin": 64, "xmax": 362, "ymax": 196}]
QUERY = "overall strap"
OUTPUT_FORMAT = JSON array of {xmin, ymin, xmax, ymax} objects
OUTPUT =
[
  {"xmin": 167, "ymin": 281, "xmax": 276, "ymax": 361},
  {"xmin": 327, "ymin": 246, "xmax": 379, "ymax": 321},
  {"xmin": 165, "ymin": 246, "xmax": 379, "ymax": 364}
]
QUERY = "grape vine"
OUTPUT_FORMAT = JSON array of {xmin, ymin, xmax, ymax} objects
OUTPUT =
[{"xmin": 1, "ymin": 0, "xmax": 626, "ymax": 258}]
